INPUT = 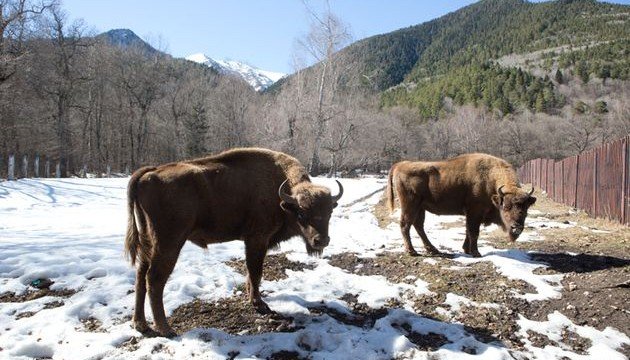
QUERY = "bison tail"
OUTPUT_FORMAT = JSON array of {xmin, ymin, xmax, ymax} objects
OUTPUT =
[
  {"xmin": 387, "ymin": 163, "xmax": 398, "ymax": 212},
  {"xmin": 124, "ymin": 166, "xmax": 155, "ymax": 267}
]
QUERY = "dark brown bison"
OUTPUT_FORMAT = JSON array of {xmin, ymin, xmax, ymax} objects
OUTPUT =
[
  {"xmin": 387, "ymin": 153, "xmax": 536, "ymax": 257},
  {"xmin": 124, "ymin": 148, "xmax": 343, "ymax": 337}
]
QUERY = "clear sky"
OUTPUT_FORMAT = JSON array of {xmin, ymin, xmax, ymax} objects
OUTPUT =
[{"xmin": 61, "ymin": 0, "xmax": 630, "ymax": 74}]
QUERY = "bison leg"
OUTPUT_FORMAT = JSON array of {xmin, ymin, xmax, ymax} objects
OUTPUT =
[
  {"xmin": 133, "ymin": 260, "xmax": 151, "ymax": 333},
  {"xmin": 463, "ymin": 215, "xmax": 482, "ymax": 257},
  {"xmin": 147, "ymin": 240, "xmax": 184, "ymax": 337},
  {"xmin": 245, "ymin": 240, "xmax": 272, "ymax": 314},
  {"xmin": 413, "ymin": 211, "xmax": 440, "ymax": 255}
]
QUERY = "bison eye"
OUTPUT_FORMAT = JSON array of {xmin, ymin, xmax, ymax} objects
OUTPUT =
[{"xmin": 297, "ymin": 213, "xmax": 308, "ymax": 222}]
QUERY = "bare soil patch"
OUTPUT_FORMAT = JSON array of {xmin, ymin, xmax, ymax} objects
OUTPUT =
[
  {"xmin": 0, "ymin": 288, "xmax": 76, "ymax": 303},
  {"xmin": 78, "ymin": 317, "xmax": 106, "ymax": 333},
  {"xmin": 392, "ymin": 322, "xmax": 452, "ymax": 351},
  {"xmin": 226, "ymin": 253, "xmax": 315, "ymax": 281},
  {"xmin": 308, "ymin": 293, "xmax": 393, "ymax": 328},
  {"xmin": 169, "ymin": 296, "xmax": 298, "ymax": 335}
]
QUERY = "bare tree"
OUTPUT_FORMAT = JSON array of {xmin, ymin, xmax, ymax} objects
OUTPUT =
[
  {"xmin": 295, "ymin": 0, "xmax": 352, "ymax": 174},
  {"xmin": 28, "ymin": 6, "xmax": 89, "ymax": 176},
  {"xmin": 0, "ymin": 0, "xmax": 54, "ymax": 83},
  {"xmin": 0, "ymin": 0, "xmax": 53, "ymax": 155}
]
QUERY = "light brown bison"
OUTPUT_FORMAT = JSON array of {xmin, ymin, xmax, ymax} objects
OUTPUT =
[
  {"xmin": 124, "ymin": 148, "xmax": 343, "ymax": 337},
  {"xmin": 387, "ymin": 153, "xmax": 535, "ymax": 257}
]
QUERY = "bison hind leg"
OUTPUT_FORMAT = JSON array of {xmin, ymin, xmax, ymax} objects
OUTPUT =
[
  {"xmin": 400, "ymin": 215, "xmax": 419, "ymax": 256},
  {"xmin": 146, "ymin": 235, "xmax": 186, "ymax": 338},
  {"xmin": 133, "ymin": 260, "xmax": 151, "ymax": 333},
  {"xmin": 412, "ymin": 210, "xmax": 440, "ymax": 256}
]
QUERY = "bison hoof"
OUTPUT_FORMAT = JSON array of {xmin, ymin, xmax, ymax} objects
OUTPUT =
[
  {"xmin": 133, "ymin": 319, "xmax": 151, "ymax": 334},
  {"xmin": 405, "ymin": 249, "xmax": 419, "ymax": 256},
  {"xmin": 253, "ymin": 300, "xmax": 273, "ymax": 315},
  {"xmin": 425, "ymin": 247, "xmax": 441, "ymax": 256},
  {"xmin": 156, "ymin": 326, "xmax": 177, "ymax": 338},
  {"xmin": 465, "ymin": 249, "xmax": 482, "ymax": 257}
]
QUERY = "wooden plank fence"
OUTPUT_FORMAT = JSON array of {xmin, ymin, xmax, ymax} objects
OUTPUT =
[
  {"xmin": 518, "ymin": 135, "xmax": 630, "ymax": 225},
  {"xmin": 0, "ymin": 154, "xmax": 121, "ymax": 180}
]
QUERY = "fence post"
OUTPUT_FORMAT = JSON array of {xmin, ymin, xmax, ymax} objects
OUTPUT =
[
  {"xmin": 34, "ymin": 155, "xmax": 40, "ymax": 178},
  {"xmin": 106, "ymin": 165, "xmax": 111, "ymax": 177},
  {"xmin": 623, "ymin": 136, "xmax": 628, "ymax": 224},
  {"xmin": 593, "ymin": 151, "xmax": 598, "ymax": 217},
  {"xmin": 574, "ymin": 155, "xmax": 580, "ymax": 208},
  {"xmin": 8, "ymin": 154, "xmax": 15, "ymax": 181},
  {"xmin": 22, "ymin": 155, "xmax": 28, "ymax": 178},
  {"xmin": 560, "ymin": 160, "xmax": 566, "ymax": 204}
]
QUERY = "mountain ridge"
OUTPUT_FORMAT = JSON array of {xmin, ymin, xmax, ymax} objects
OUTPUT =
[{"xmin": 186, "ymin": 53, "xmax": 285, "ymax": 91}]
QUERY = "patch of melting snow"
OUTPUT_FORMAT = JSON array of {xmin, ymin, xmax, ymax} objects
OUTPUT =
[
  {"xmin": 436, "ymin": 293, "xmax": 500, "ymax": 318},
  {"xmin": 517, "ymin": 311, "xmax": 630, "ymax": 359}
]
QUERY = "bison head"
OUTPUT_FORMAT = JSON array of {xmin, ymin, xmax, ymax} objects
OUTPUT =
[
  {"xmin": 492, "ymin": 185, "xmax": 536, "ymax": 241},
  {"xmin": 278, "ymin": 180, "xmax": 343, "ymax": 256}
]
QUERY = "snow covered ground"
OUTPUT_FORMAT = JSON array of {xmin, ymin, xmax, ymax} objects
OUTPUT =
[{"xmin": 0, "ymin": 177, "xmax": 628, "ymax": 359}]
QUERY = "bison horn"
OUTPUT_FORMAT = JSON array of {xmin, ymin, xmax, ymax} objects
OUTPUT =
[
  {"xmin": 497, "ymin": 185, "xmax": 505, "ymax": 198},
  {"xmin": 331, "ymin": 180, "xmax": 344, "ymax": 202},
  {"xmin": 528, "ymin": 187, "xmax": 535, "ymax": 196},
  {"xmin": 278, "ymin": 179, "xmax": 298, "ymax": 205}
]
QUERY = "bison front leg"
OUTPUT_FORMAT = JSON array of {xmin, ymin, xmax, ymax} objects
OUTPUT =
[
  {"xmin": 245, "ymin": 240, "xmax": 272, "ymax": 314},
  {"xmin": 463, "ymin": 215, "xmax": 482, "ymax": 257}
]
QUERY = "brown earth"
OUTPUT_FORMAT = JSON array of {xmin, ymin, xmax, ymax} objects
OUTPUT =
[
  {"xmin": 170, "ymin": 296, "xmax": 298, "ymax": 336},
  {"xmin": 226, "ymin": 253, "xmax": 316, "ymax": 282}
]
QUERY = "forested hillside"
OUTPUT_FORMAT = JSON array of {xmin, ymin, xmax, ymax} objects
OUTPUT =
[
  {"xmin": 270, "ymin": 0, "xmax": 629, "ymax": 171},
  {"xmin": 336, "ymin": 0, "xmax": 629, "ymax": 115}
]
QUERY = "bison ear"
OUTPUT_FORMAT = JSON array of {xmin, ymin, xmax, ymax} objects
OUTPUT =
[
  {"xmin": 527, "ymin": 196, "xmax": 537, "ymax": 206},
  {"xmin": 491, "ymin": 194, "xmax": 502, "ymax": 209},
  {"xmin": 280, "ymin": 201, "xmax": 300, "ymax": 216},
  {"xmin": 332, "ymin": 202, "xmax": 338, "ymax": 209}
]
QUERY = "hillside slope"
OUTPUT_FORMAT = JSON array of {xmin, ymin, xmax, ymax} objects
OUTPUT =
[{"xmin": 340, "ymin": 0, "xmax": 629, "ymax": 91}]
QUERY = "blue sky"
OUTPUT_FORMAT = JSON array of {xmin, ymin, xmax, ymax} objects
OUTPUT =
[{"xmin": 62, "ymin": 0, "xmax": 630, "ymax": 74}]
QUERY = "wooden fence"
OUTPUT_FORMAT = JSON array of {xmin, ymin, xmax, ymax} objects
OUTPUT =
[
  {"xmin": 0, "ymin": 154, "xmax": 122, "ymax": 180},
  {"xmin": 518, "ymin": 135, "xmax": 629, "ymax": 225}
]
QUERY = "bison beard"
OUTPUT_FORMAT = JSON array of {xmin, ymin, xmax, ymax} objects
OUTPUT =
[
  {"xmin": 124, "ymin": 148, "xmax": 342, "ymax": 337},
  {"xmin": 387, "ymin": 153, "xmax": 536, "ymax": 258}
]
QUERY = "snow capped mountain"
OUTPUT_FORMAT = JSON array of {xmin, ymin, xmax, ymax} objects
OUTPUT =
[{"xmin": 186, "ymin": 53, "xmax": 285, "ymax": 91}]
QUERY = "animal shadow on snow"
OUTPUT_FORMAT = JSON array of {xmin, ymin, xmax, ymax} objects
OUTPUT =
[
  {"xmin": 528, "ymin": 252, "xmax": 630, "ymax": 274},
  {"xmin": 165, "ymin": 293, "xmax": 504, "ymax": 357}
]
